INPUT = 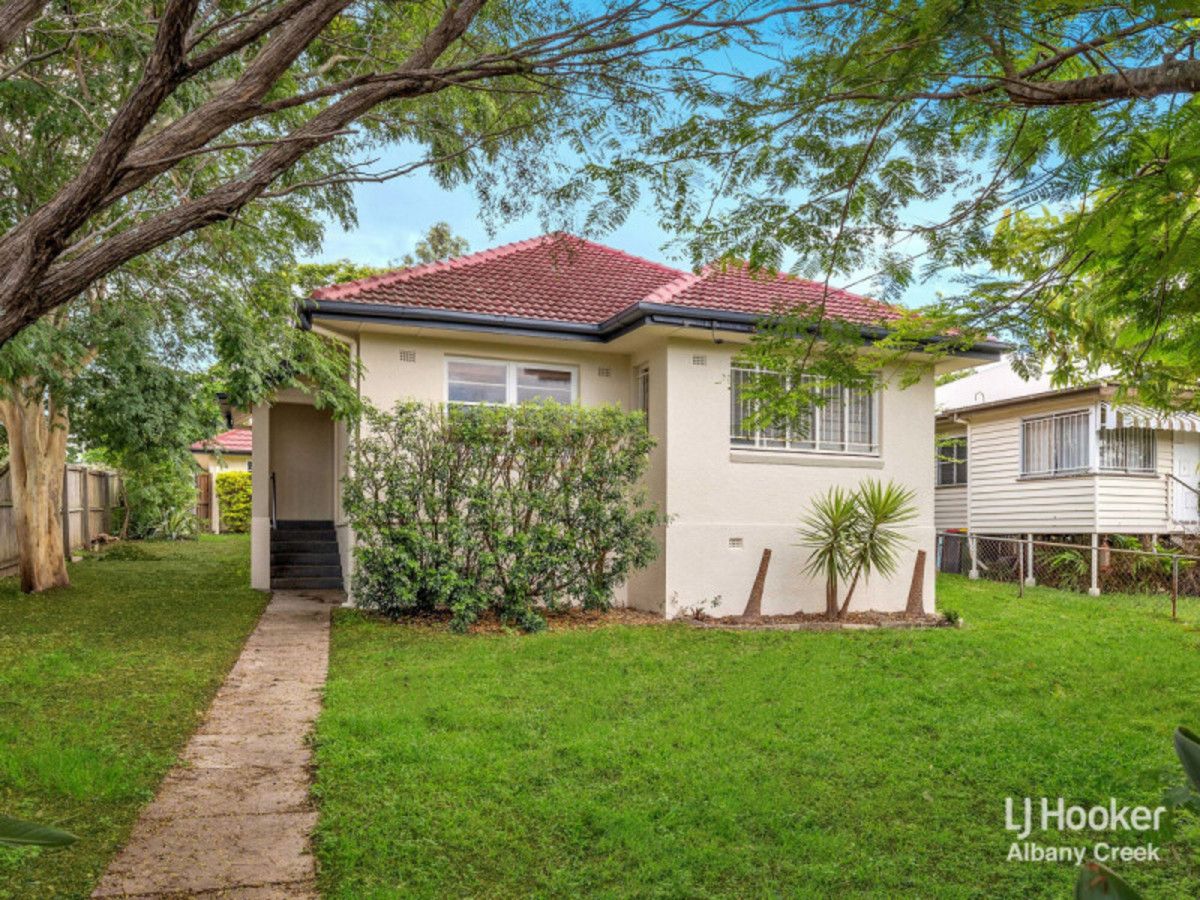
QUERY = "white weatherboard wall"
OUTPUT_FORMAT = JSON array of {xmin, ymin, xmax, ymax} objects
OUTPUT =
[
  {"xmin": 966, "ymin": 396, "xmax": 1098, "ymax": 534},
  {"xmin": 658, "ymin": 340, "xmax": 936, "ymax": 617},
  {"xmin": 934, "ymin": 423, "xmax": 968, "ymax": 532},
  {"xmin": 953, "ymin": 392, "xmax": 1178, "ymax": 535}
]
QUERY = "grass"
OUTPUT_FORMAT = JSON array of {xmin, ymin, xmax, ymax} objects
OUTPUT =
[
  {"xmin": 0, "ymin": 534, "xmax": 266, "ymax": 899},
  {"xmin": 314, "ymin": 578, "xmax": 1200, "ymax": 898}
]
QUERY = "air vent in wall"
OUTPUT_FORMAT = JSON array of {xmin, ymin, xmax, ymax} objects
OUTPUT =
[
  {"xmin": 398, "ymin": 349, "xmax": 416, "ymax": 363},
  {"xmin": 692, "ymin": 354, "xmax": 707, "ymax": 367},
  {"xmin": 598, "ymin": 366, "xmax": 612, "ymax": 378},
  {"xmin": 728, "ymin": 537, "xmax": 744, "ymax": 549}
]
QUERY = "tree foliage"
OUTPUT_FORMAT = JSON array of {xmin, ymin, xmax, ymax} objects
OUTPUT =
[
  {"xmin": 590, "ymin": 2, "xmax": 1200, "ymax": 409},
  {"xmin": 0, "ymin": 0, "xmax": 800, "ymax": 346},
  {"xmin": 400, "ymin": 222, "xmax": 469, "ymax": 266},
  {"xmin": 344, "ymin": 401, "xmax": 662, "ymax": 632}
]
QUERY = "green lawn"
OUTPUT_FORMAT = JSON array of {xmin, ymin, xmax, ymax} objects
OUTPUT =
[
  {"xmin": 314, "ymin": 579, "xmax": 1200, "ymax": 898},
  {"xmin": 0, "ymin": 535, "xmax": 266, "ymax": 899}
]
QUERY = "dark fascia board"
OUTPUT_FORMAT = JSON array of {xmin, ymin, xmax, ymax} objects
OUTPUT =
[{"xmin": 302, "ymin": 298, "xmax": 1009, "ymax": 360}]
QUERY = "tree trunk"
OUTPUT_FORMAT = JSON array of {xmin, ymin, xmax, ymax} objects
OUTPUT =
[
  {"xmin": 0, "ymin": 387, "xmax": 70, "ymax": 592},
  {"xmin": 837, "ymin": 566, "xmax": 863, "ymax": 620},
  {"xmin": 905, "ymin": 549, "xmax": 927, "ymax": 618},
  {"xmin": 825, "ymin": 571, "xmax": 839, "ymax": 620}
]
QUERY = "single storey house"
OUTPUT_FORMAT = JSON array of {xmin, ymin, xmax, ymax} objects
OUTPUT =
[
  {"xmin": 191, "ymin": 426, "xmax": 252, "ymax": 531},
  {"xmin": 251, "ymin": 234, "xmax": 1003, "ymax": 616},
  {"xmin": 934, "ymin": 359, "xmax": 1200, "ymax": 553}
]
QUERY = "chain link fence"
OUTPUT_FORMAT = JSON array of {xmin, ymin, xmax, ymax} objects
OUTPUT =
[{"xmin": 936, "ymin": 531, "xmax": 1200, "ymax": 618}]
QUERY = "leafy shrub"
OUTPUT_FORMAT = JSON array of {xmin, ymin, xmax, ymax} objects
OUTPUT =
[
  {"xmin": 344, "ymin": 402, "xmax": 663, "ymax": 632},
  {"xmin": 122, "ymin": 458, "xmax": 197, "ymax": 539},
  {"xmin": 215, "ymin": 471, "xmax": 252, "ymax": 533}
]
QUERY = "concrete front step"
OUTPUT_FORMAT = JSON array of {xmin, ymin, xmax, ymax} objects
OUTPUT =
[
  {"xmin": 271, "ymin": 551, "xmax": 341, "ymax": 566},
  {"xmin": 274, "ymin": 520, "xmax": 335, "ymax": 530},
  {"xmin": 271, "ymin": 534, "xmax": 337, "ymax": 546},
  {"xmin": 271, "ymin": 576, "xmax": 345, "ymax": 589},
  {"xmin": 271, "ymin": 565, "xmax": 343, "ymax": 578},
  {"xmin": 270, "ymin": 541, "xmax": 339, "ymax": 555}
]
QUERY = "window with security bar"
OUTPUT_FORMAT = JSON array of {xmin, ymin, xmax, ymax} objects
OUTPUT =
[
  {"xmin": 1020, "ymin": 410, "xmax": 1091, "ymax": 476},
  {"xmin": 730, "ymin": 366, "xmax": 879, "ymax": 456},
  {"xmin": 1099, "ymin": 427, "xmax": 1155, "ymax": 473}
]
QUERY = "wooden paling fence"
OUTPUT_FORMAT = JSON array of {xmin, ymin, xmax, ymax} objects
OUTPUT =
[{"xmin": 0, "ymin": 463, "xmax": 123, "ymax": 577}]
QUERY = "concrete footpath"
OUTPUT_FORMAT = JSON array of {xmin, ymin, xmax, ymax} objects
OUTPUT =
[{"xmin": 92, "ymin": 590, "xmax": 340, "ymax": 898}]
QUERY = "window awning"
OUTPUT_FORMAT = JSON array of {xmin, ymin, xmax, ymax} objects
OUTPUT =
[{"xmin": 1101, "ymin": 403, "xmax": 1200, "ymax": 432}]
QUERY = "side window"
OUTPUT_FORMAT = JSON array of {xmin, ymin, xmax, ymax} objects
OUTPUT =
[
  {"xmin": 633, "ymin": 365, "xmax": 649, "ymax": 420},
  {"xmin": 935, "ymin": 436, "xmax": 967, "ymax": 486}
]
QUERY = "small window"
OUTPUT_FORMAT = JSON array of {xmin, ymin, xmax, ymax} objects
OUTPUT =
[
  {"xmin": 246, "ymin": 461, "xmax": 253, "ymax": 472},
  {"xmin": 516, "ymin": 366, "xmax": 573, "ymax": 404},
  {"xmin": 1099, "ymin": 428, "xmax": 1155, "ymax": 474},
  {"xmin": 1021, "ymin": 410, "xmax": 1090, "ymax": 476},
  {"xmin": 447, "ymin": 359, "xmax": 507, "ymax": 405},
  {"xmin": 936, "ymin": 436, "xmax": 967, "ymax": 486},
  {"xmin": 634, "ymin": 365, "xmax": 650, "ymax": 420},
  {"xmin": 446, "ymin": 358, "xmax": 576, "ymax": 407}
]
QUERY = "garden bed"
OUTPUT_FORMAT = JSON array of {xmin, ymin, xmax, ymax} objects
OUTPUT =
[
  {"xmin": 685, "ymin": 609, "xmax": 955, "ymax": 630},
  {"xmin": 364, "ymin": 605, "xmax": 666, "ymax": 633}
]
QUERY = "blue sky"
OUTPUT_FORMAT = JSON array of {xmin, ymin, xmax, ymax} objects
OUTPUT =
[{"xmin": 308, "ymin": 168, "xmax": 683, "ymax": 271}]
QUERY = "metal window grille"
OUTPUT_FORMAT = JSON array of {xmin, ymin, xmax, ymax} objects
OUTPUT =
[
  {"xmin": 1099, "ymin": 428, "xmax": 1155, "ymax": 473},
  {"xmin": 1021, "ymin": 410, "xmax": 1090, "ymax": 476},
  {"xmin": 729, "ymin": 365, "xmax": 878, "ymax": 456}
]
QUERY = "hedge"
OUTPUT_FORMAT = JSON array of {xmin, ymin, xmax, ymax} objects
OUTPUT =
[{"xmin": 215, "ymin": 471, "xmax": 252, "ymax": 533}]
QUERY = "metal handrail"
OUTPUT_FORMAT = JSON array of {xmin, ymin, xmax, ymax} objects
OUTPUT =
[
  {"xmin": 269, "ymin": 472, "xmax": 277, "ymax": 531},
  {"xmin": 1167, "ymin": 472, "xmax": 1200, "ymax": 499}
]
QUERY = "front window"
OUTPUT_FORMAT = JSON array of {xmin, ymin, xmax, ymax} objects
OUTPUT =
[
  {"xmin": 936, "ymin": 436, "xmax": 967, "ymax": 486},
  {"xmin": 1021, "ymin": 410, "xmax": 1090, "ymax": 476},
  {"xmin": 446, "ymin": 358, "xmax": 577, "ymax": 406},
  {"xmin": 1099, "ymin": 427, "xmax": 1155, "ymax": 474},
  {"xmin": 730, "ymin": 366, "xmax": 879, "ymax": 456}
]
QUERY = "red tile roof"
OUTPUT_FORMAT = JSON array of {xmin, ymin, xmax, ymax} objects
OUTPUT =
[
  {"xmin": 647, "ymin": 263, "xmax": 897, "ymax": 326},
  {"xmin": 191, "ymin": 428, "xmax": 252, "ymax": 454},
  {"xmin": 310, "ymin": 234, "xmax": 896, "ymax": 328}
]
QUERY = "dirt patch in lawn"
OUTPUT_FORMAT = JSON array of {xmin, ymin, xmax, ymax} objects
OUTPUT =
[{"xmin": 685, "ymin": 610, "xmax": 957, "ymax": 631}]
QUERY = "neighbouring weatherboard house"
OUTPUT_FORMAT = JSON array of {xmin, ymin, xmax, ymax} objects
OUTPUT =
[
  {"xmin": 251, "ymin": 234, "xmax": 1004, "ymax": 616},
  {"xmin": 934, "ymin": 358, "xmax": 1200, "ymax": 575}
]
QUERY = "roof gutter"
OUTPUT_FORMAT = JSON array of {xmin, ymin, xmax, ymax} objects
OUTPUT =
[{"xmin": 302, "ymin": 298, "xmax": 1009, "ymax": 360}]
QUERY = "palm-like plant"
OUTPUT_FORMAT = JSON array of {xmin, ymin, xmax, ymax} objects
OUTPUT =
[{"xmin": 798, "ymin": 479, "xmax": 918, "ymax": 620}]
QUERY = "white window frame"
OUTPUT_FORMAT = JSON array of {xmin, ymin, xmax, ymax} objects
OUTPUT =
[
  {"xmin": 730, "ymin": 365, "xmax": 880, "ymax": 457},
  {"xmin": 445, "ymin": 356, "xmax": 578, "ymax": 407},
  {"xmin": 935, "ymin": 436, "xmax": 967, "ymax": 486},
  {"xmin": 1019, "ymin": 408, "xmax": 1093, "ymax": 477}
]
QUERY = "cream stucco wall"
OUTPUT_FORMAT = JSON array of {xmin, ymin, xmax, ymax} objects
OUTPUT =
[
  {"xmin": 254, "ymin": 324, "xmax": 945, "ymax": 614},
  {"xmin": 657, "ymin": 340, "xmax": 936, "ymax": 617},
  {"xmin": 347, "ymin": 328, "xmax": 937, "ymax": 616}
]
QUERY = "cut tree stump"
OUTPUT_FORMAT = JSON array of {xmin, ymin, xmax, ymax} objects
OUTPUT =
[
  {"xmin": 905, "ymin": 549, "xmax": 926, "ymax": 617},
  {"xmin": 742, "ymin": 548, "xmax": 771, "ymax": 619}
]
